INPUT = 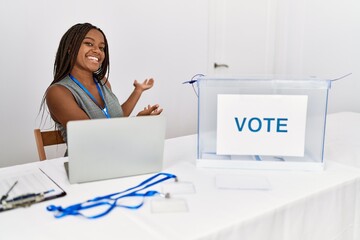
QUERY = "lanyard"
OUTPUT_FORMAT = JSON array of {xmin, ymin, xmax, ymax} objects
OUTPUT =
[
  {"xmin": 47, "ymin": 172, "xmax": 177, "ymax": 219},
  {"xmin": 69, "ymin": 74, "xmax": 111, "ymax": 118}
]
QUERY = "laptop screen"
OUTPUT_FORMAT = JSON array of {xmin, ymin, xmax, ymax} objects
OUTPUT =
[{"xmin": 66, "ymin": 116, "xmax": 166, "ymax": 183}]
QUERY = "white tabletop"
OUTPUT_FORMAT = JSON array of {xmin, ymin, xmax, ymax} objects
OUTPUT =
[{"xmin": 1, "ymin": 112, "xmax": 360, "ymax": 240}]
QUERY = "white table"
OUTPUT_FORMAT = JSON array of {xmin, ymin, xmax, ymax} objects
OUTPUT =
[{"xmin": 1, "ymin": 112, "xmax": 360, "ymax": 240}]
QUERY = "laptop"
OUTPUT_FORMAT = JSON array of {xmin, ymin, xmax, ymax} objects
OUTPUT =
[{"xmin": 66, "ymin": 115, "xmax": 166, "ymax": 184}]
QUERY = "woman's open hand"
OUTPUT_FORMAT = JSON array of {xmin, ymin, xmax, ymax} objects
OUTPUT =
[
  {"xmin": 133, "ymin": 78, "xmax": 154, "ymax": 92},
  {"xmin": 137, "ymin": 104, "xmax": 163, "ymax": 116}
]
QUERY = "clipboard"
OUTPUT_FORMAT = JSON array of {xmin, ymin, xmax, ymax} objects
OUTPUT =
[{"xmin": 0, "ymin": 168, "xmax": 66, "ymax": 212}]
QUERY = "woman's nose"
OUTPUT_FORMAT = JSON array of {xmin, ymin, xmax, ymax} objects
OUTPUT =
[
  {"xmin": 92, "ymin": 46, "xmax": 100, "ymax": 53},
  {"xmin": 91, "ymin": 45, "xmax": 102, "ymax": 54}
]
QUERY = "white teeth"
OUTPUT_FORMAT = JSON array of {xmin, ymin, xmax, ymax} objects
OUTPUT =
[{"xmin": 88, "ymin": 56, "xmax": 99, "ymax": 62}]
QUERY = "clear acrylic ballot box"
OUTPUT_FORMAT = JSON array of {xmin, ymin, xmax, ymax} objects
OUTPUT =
[{"xmin": 196, "ymin": 76, "xmax": 331, "ymax": 171}]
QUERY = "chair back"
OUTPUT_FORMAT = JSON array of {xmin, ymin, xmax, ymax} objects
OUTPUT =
[{"xmin": 34, "ymin": 129, "xmax": 65, "ymax": 161}]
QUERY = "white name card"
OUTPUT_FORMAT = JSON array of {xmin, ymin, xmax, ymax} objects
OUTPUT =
[{"xmin": 216, "ymin": 94, "xmax": 308, "ymax": 157}]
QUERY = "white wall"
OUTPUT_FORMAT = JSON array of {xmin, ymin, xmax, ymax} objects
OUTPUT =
[
  {"xmin": 0, "ymin": 0, "xmax": 208, "ymax": 167},
  {"xmin": 208, "ymin": 0, "xmax": 360, "ymax": 115},
  {"xmin": 273, "ymin": 0, "xmax": 360, "ymax": 113},
  {"xmin": 302, "ymin": 0, "xmax": 360, "ymax": 113}
]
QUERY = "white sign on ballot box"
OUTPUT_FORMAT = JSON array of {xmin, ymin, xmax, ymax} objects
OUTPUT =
[{"xmin": 216, "ymin": 94, "xmax": 308, "ymax": 157}]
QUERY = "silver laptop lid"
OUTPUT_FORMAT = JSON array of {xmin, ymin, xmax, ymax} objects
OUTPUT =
[{"xmin": 67, "ymin": 115, "xmax": 166, "ymax": 184}]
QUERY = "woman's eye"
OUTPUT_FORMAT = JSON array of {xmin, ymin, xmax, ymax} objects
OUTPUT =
[
  {"xmin": 84, "ymin": 42, "xmax": 93, "ymax": 46},
  {"xmin": 99, "ymin": 46, "xmax": 105, "ymax": 52}
]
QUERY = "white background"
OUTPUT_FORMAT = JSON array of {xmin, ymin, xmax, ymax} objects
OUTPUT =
[{"xmin": 0, "ymin": 0, "xmax": 359, "ymax": 167}]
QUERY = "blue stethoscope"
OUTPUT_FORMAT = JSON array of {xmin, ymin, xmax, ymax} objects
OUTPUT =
[{"xmin": 69, "ymin": 74, "xmax": 111, "ymax": 118}]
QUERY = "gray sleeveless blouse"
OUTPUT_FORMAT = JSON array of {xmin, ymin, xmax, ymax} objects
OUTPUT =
[{"xmin": 54, "ymin": 75, "xmax": 123, "ymax": 143}]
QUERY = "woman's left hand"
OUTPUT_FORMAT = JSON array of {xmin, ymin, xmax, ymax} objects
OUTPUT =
[{"xmin": 133, "ymin": 78, "xmax": 154, "ymax": 92}]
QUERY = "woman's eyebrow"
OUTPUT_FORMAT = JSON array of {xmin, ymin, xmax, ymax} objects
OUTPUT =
[{"xmin": 83, "ymin": 37, "xmax": 105, "ymax": 45}]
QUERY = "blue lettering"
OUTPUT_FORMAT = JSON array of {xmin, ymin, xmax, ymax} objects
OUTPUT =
[
  {"xmin": 234, "ymin": 117, "xmax": 247, "ymax": 131},
  {"xmin": 277, "ymin": 118, "xmax": 288, "ymax": 132},
  {"xmin": 248, "ymin": 117, "xmax": 262, "ymax": 132},
  {"xmin": 234, "ymin": 117, "xmax": 288, "ymax": 133},
  {"xmin": 263, "ymin": 118, "xmax": 275, "ymax": 132}
]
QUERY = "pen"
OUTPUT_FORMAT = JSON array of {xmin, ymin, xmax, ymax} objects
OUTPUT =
[
  {"xmin": 0, "ymin": 180, "xmax": 18, "ymax": 202},
  {"xmin": 2, "ymin": 189, "xmax": 54, "ymax": 209}
]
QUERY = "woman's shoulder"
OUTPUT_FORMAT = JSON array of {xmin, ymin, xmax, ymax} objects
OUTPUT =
[
  {"xmin": 46, "ymin": 76, "xmax": 76, "ymax": 99},
  {"xmin": 53, "ymin": 75, "xmax": 73, "ymax": 86},
  {"xmin": 46, "ymin": 83, "xmax": 73, "ymax": 99}
]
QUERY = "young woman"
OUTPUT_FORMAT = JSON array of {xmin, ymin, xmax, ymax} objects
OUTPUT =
[{"xmin": 42, "ymin": 23, "xmax": 162, "ymax": 144}]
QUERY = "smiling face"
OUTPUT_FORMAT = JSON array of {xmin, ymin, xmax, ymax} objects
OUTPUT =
[{"xmin": 72, "ymin": 29, "xmax": 106, "ymax": 76}]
